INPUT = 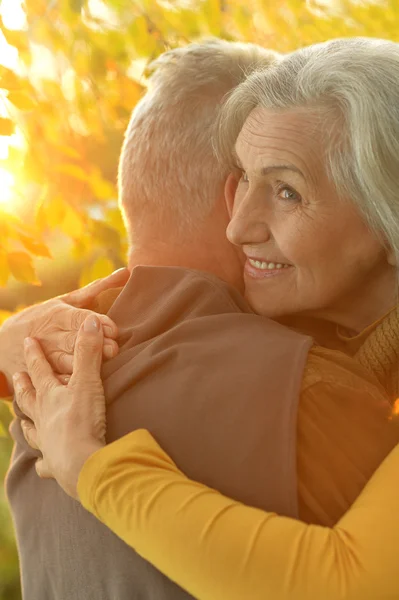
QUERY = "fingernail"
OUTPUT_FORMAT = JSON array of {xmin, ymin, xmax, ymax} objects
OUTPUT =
[
  {"xmin": 83, "ymin": 315, "xmax": 101, "ymax": 333},
  {"xmin": 103, "ymin": 325, "xmax": 114, "ymax": 337},
  {"xmin": 24, "ymin": 337, "xmax": 34, "ymax": 348}
]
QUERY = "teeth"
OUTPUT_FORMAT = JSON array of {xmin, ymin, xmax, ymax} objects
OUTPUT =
[{"xmin": 248, "ymin": 258, "xmax": 289, "ymax": 270}]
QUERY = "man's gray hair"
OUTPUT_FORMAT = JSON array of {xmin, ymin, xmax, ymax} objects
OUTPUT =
[
  {"xmin": 216, "ymin": 37, "xmax": 399, "ymax": 268},
  {"xmin": 119, "ymin": 39, "xmax": 279, "ymax": 241}
]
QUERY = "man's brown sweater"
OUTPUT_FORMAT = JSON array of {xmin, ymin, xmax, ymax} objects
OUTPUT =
[{"xmin": 6, "ymin": 266, "xmax": 312, "ymax": 600}]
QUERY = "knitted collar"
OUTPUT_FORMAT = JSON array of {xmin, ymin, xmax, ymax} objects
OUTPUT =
[{"xmin": 354, "ymin": 305, "xmax": 399, "ymax": 403}]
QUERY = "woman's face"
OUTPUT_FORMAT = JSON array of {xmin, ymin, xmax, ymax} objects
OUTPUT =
[{"xmin": 226, "ymin": 107, "xmax": 394, "ymax": 326}]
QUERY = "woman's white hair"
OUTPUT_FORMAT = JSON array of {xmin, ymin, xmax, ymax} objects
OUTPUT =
[
  {"xmin": 216, "ymin": 37, "xmax": 399, "ymax": 268},
  {"xmin": 119, "ymin": 39, "xmax": 279, "ymax": 240}
]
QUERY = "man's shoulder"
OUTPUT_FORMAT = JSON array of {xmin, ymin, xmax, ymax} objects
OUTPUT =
[
  {"xmin": 104, "ymin": 265, "xmax": 311, "ymax": 349},
  {"xmin": 113, "ymin": 265, "xmax": 252, "ymax": 317}
]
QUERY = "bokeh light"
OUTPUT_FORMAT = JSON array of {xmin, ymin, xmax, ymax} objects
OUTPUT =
[{"xmin": 0, "ymin": 167, "xmax": 15, "ymax": 208}]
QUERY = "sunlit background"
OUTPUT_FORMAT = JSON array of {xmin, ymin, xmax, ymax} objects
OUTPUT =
[
  {"xmin": 0, "ymin": 0, "xmax": 24, "ymax": 209},
  {"xmin": 1, "ymin": 1, "xmax": 399, "ymax": 599}
]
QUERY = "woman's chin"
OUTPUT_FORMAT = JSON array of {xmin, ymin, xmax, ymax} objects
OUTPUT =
[{"xmin": 243, "ymin": 271, "xmax": 297, "ymax": 318}]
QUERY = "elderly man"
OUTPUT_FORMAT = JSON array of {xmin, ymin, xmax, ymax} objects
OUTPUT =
[{"xmin": 4, "ymin": 39, "xmax": 398, "ymax": 600}]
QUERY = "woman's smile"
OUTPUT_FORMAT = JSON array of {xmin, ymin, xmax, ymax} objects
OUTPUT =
[{"xmin": 245, "ymin": 257, "xmax": 292, "ymax": 279}]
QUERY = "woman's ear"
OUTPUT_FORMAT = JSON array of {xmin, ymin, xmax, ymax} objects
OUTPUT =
[{"xmin": 224, "ymin": 172, "xmax": 240, "ymax": 219}]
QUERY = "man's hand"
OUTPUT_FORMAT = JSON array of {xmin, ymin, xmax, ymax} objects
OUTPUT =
[
  {"xmin": 14, "ymin": 315, "xmax": 107, "ymax": 500},
  {"xmin": 0, "ymin": 268, "xmax": 129, "ymax": 391}
]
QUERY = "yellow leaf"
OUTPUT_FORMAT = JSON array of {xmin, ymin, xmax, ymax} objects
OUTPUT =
[
  {"xmin": 79, "ymin": 256, "xmax": 115, "ymax": 287},
  {"xmin": 0, "ymin": 65, "xmax": 20, "ymax": 90},
  {"xmin": 88, "ymin": 170, "xmax": 116, "ymax": 200},
  {"xmin": 7, "ymin": 91, "xmax": 36, "ymax": 111},
  {"xmin": 106, "ymin": 207, "xmax": 127, "ymax": 238},
  {"xmin": 0, "ymin": 19, "xmax": 30, "ymax": 54},
  {"xmin": 19, "ymin": 234, "xmax": 52, "ymax": 258},
  {"xmin": 53, "ymin": 143, "xmax": 81, "ymax": 160},
  {"xmin": 90, "ymin": 256, "xmax": 115, "ymax": 281},
  {"xmin": 61, "ymin": 203, "xmax": 85, "ymax": 238},
  {"xmin": 0, "ymin": 251, "xmax": 10, "ymax": 286},
  {"xmin": 0, "ymin": 419, "xmax": 7, "ymax": 438},
  {"xmin": 90, "ymin": 220, "xmax": 120, "ymax": 248},
  {"xmin": 0, "ymin": 117, "xmax": 14, "ymax": 136},
  {"xmin": 55, "ymin": 163, "xmax": 88, "ymax": 181},
  {"xmin": 46, "ymin": 197, "xmax": 67, "ymax": 229},
  {"xmin": 7, "ymin": 251, "xmax": 40, "ymax": 284}
]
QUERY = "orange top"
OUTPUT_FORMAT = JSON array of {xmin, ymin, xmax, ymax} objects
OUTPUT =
[{"xmin": 92, "ymin": 285, "xmax": 399, "ymax": 527}]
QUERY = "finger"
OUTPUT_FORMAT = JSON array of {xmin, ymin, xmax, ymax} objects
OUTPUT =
[
  {"xmin": 13, "ymin": 372, "xmax": 36, "ymax": 421},
  {"xmin": 58, "ymin": 306, "xmax": 119, "ymax": 340},
  {"xmin": 21, "ymin": 419, "xmax": 40, "ymax": 450},
  {"xmin": 44, "ymin": 329, "xmax": 119, "ymax": 358},
  {"xmin": 62, "ymin": 268, "xmax": 129, "ymax": 309},
  {"xmin": 70, "ymin": 315, "xmax": 104, "ymax": 385},
  {"xmin": 24, "ymin": 337, "xmax": 60, "ymax": 392},
  {"xmin": 48, "ymin": 339, "xmax": 118, "ymax": 375},
  {"xmin": 35, "ymin": 458, "xmax": 54, "ymax": 479}
]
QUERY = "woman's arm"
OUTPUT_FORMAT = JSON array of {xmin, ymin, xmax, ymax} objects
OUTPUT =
[
  {"xmin": 14, "ymin": 317, "xmax": 399, "ymax": 600},
  {"xmin": 78, "ymin": 427, "xmax": 399, "ymax": 600}
]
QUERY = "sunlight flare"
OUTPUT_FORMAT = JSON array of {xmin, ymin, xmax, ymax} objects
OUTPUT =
[{"xmin": 0, "ymin": 167, "xmax": 16, "ymax": 208}]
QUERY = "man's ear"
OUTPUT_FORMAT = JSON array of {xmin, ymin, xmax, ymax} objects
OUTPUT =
[{"xmin": 224, "ymin": 172, "xmax": 240, "ymax": 219}]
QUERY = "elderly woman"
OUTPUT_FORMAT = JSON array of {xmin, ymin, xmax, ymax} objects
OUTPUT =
[
  {"xmin": 219, "ymin": 37, "xmax": 398, "ymax": 401},
  {"xmin": 13, "ymin": 37, "xmax": 399, "ymax": 600}
]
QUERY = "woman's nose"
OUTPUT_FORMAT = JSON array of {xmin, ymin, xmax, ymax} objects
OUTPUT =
[{"xmin": 227, "ymin": 195, "xmax": 271, "ymax": 247}]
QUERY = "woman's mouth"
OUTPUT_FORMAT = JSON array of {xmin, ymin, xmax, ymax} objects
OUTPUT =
[{"xmin": 245, "ymin": 257, "xmax": 292, "ymax": 278}]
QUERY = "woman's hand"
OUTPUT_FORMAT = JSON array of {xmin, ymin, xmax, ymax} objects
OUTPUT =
[
  {"xmin": 13, "ymin": 314, "xmax": 108, "ymax": 500},
  {"xmin": 0, "ymin": 267, "xmax": 130, "ymax": 392}
]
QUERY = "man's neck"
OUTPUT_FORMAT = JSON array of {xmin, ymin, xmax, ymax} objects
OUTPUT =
[{"xmin": 127, "ymin": 240, "xmax": 244, "ymax": 292}]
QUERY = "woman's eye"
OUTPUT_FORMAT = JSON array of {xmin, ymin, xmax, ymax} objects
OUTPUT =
[{"xmin": 276, "ymin": 185, "xmax": 301, "ymax": 203}]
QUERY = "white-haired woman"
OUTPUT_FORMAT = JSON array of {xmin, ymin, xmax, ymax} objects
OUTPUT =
[
  {"xmin": 218, "ymin": 36, "xmax": 399, "ymax": 402},
  {"xmin": 13, "ymin": 37, "xmax": 399, "ymax": 600}
]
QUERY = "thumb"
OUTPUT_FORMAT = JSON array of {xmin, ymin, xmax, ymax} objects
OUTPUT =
[{"xmin": 70, "ymin": 315, "xmax": 104, "ymax": 384}]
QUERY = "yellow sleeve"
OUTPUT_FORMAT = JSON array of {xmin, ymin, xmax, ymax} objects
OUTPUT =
[{"xmin": 78, "ymin": 429, "xmax": 399, "ymax": 600}]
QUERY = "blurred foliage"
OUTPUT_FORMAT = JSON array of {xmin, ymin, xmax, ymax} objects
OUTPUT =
[{"xmin": 1, "ymin": 0, "xmax": 399, "ymax": 598}]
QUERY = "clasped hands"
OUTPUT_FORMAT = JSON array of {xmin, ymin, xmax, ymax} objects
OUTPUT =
[{"xmin": 4, "ymin": 268, "xmax": 130, "ymax": 499}]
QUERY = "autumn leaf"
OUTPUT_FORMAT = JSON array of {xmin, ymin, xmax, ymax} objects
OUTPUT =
[
  {"xmin": 19, "ymin": 234, "xmax": 52, "ymax": 258},
  {"xmin": 7, "ymin": 252, "xmax": 40, "ymax": 284},
  {"xmin": 0, "ymin": 65, "xmax": 20, "ymax": 91},
  {"xmin": 0, "ymin": 118, "xmax": 14, "ymax": 137},
  {"xmin": 7, "ymin": 91, "xmax": 36, "ymax": 111},
  {"xmin": 55, "ymin": 163, "xmax": 88, "ymax": 181},
  {"xmin": 79, "ymin": 255, "xmax": 115, "ymax": 287},
  {"xmin": 61, "ymin": 203, "xmax": 85, "ymax": 238},
  {"xmin": 0, "ymin": 251, "xmax": 9, "ymax": 286}
]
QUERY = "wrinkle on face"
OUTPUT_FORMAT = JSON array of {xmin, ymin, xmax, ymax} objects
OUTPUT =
[
  {"xmin": 228, "ymin": 106, "xmax": 394, "ymax": 329},
  {"xmin": 236, "ymin": 106, "xmax": 330, "ymax": 194}
]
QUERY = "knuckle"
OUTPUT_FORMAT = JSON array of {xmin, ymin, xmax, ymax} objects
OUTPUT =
[
  {"xmin": 29, "ymin": 355, "xmax": 42, "ymax": 374},
  {"xmin": 71, "ymin": 308, "xmax": 85, "ymax": 331},
  {"xmin": 64, "ymin": 331, "xmax": 76, "ymax": 354},
  {"xmin": 54, "ymin": 351, "xmax": 71, "ymax": 373}
]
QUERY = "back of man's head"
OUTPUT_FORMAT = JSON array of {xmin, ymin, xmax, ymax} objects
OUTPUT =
[{"xmin": 119, "ymin": 39, "xmax": 279, "ymax": 246}]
